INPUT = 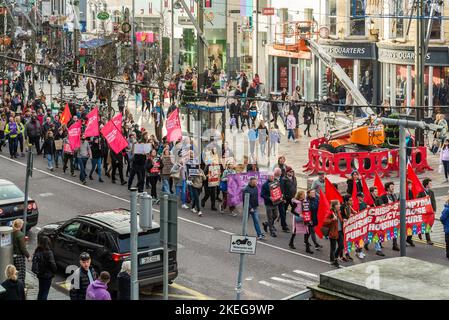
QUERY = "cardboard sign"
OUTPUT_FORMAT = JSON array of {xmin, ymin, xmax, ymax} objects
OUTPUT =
[
  {"xmin": 134, "ymin": 143, "xmax": 152, "ymax": 154},
  {"xmin": 54, "ymin": 139, "xmax": 63, "ymax": 150}
]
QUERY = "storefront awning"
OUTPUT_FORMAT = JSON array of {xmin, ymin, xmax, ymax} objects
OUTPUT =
[{"xmin": 79, "ymin": 38, "xmax": 113, "ymax": 49}]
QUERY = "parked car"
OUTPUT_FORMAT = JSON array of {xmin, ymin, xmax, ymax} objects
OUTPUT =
[
  {"xmin": 0, "ymin": 179, "xmax": 39, "ymax": 231},
  {"xmin": 37, "ymin": 209, "xmax": 178, "ymax": 291}
]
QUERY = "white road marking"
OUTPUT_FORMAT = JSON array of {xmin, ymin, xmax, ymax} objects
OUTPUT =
[
  {"xmin": 0, "ymin": 154, "xmax": 331, "ymax": 265},
  {"xmin": 245, "ymin": 276, "xmax": 254, "ymax": 281},
  {"xmin": 281, "ymin": 273, "xmax": 315, "ymax": 286},
  {"xmin": 270, "ymin": 276, "xmax": 308, "ymax": 289},
  {"xmin": 38, "ymin": 192, "xmax": 54, "ymax": 197},
  {"xmin": 258, "ymin": 280, "xmax": 295, "ymax": 295},
  {"xmin": 293, "ymin": 270, "xmax": 319, "ymax": 279}
]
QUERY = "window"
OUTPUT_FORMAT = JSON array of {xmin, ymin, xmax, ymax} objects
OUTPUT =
[
  {"xmin": 329, "ymin": 0, "xmax": 337, "ymax": 36},
  {"xmin": 62, "ymin": 221, "xmax": 81, "ymax": 237},
  {"xmin": 425, "ymin": 2, "xmax": 442, "ymax": 40},
  {"xmin": 77, "ymin": 223, "xmax": 101, "ymax": 243},
  {"xmin": 392, "ymin": 0, "xmax": 405, "ymax": 39},
  {"xmin": 350, "ymin": 0, "xmax": 366, "ymax": 36},
  {"xmin": 0, "ymin": 184, "xmax": 24, "ymax": 200},
  {"xmin": 91, "ymin": 10, "xmax": 96, "ymax": 30}
]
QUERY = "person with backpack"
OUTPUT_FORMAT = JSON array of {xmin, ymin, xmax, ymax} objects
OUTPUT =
[
  {"xmin": 32, "ymin": 236, "xmax": 57, "ymax": 300},
  {"xmin": 4, "ymin": 116, "xmax": 18, "ymax": 158},
  {"xmin": 69, "ymin": 252, "xmax": 98, "ymax": 300}
]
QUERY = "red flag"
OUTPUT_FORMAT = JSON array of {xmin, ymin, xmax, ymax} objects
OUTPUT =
[
  {"xmin": 100, "ymin": 119, "xmax": 128, "ymax": 154},
  {"xmin": 316, "ymin": 189, "xmax": 331, "ymax": 239},
  {"xmin": 361, "ymin": 175, "xmax": 374, "ymax": 206},
  {"xmin": 352, "ymin": 179, "xmax": 360, "ymax": 212},
  {"xmin": 373, "ymin": 172, "xmax": 386, "ymax": 197},
  {"xmin": 84, "ymin": 107, "xmax": 99, "ymax": 137},
  {"xmin": 166, "ymin": 108, "xmax": 182, "ymax": 143},
  {"xmin": 68, "ymin": 120, "xmax": 82, "ymax": 150},
  {"xmin": 407, "ymin": 164, "xmax": 425, "ymax": 198},
  {"xmin": 324, "ymin": 177, "xmax": 343, "ymax": 203},
  {"xmin": 60, "ymin": 103, "xmax": 72, "ymax": 126}
]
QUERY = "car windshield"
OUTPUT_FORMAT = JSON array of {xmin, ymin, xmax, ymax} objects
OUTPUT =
[
  {"xmin": 0, "ymin": 184, "xmax": 24, "ymax": 201},
  {"xmin": 117, "ymin": 230, "xmax": 160, "ymax": 253}
]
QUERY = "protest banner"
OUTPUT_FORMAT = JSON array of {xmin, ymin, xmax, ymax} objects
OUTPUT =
[
  {"xmin": 226, "ymin": 172, "xmax": 269, "ymax": 207},
  {"xmin": 343, "ymin": 196, "xmax": 435, "ymax": 252}
]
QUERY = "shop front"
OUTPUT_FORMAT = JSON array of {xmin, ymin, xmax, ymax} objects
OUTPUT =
[
  {"xmin": 378, "ymin": 44, "xmax": 449, "ymax": 112},
  {"xmin": 268, "ymin": 46, "xmax": 313, "ymax": 99},
  {"xmin": 318, "ymin": 42, "xmax": 378, "ymax": 105}
]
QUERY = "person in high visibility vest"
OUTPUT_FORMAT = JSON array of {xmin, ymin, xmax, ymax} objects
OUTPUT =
[
  {"xmin": 15, "ymin": 116, "xmax": 25, "ymax": 157},
  {"xmin": 4, "ymin": 116, "xmax": 19, "ymax": 158}
]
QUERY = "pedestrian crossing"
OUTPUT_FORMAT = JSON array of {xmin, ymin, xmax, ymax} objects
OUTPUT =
[{"xmin": 257, "ymin": 269, "xmax": 319, "ymax": 297}]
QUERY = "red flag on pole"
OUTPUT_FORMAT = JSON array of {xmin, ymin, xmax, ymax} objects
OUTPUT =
[
  {"xmin": 100, "ymin": 119, "xmax": 128, "ymax": 154},
  {"xmin": 352, "ymin": 179, "xmax": 360, "ymax": 211},
  {"xmin": 407, "ymin": 163, "xmax": 425, "ymax": 198},
  {"xmin": 361, "ymin": 175, "xmax": 374, "ymax": 206},
  {"xmin": 84, "ymin": 107, "xmax": 99, "ymax": 137},
  {"xmin": 373, "ymin": 172, "xmax": 386, "ymax": 196},
  {"xmin": 324, "ymin": 177, "xmax": 343, "ymax": 203},
  {"xmin": 60, "ymin": 103, "xmax": 72, "ymax": 126},
  {"xmin": 166, "ymin": 108, "xmax": 182, "ymax": 143},
  {"xmin": 315, "ymin": 188, "xmax": 331, "ymax": 239},
  {"xmin": 68, "ymin": 120, "xmax": 82, "ymax": 150}
]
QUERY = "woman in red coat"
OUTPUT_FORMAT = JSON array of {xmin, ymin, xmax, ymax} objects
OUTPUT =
[{"xmin": 324, "ymin": 200, "xmax": 345, "ymax": 268}]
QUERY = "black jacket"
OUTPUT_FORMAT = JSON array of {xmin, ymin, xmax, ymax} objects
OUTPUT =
[
  {"xmin": 243, "ymin": 184, "xmax": 259, "ymax": 210},
  {"xmin": 380, "ymin": 193, "xmax": 398, "ymax": 204},
  {"xmin": 0, "ymin": 279, "xmax": 25, "ymax": 300},
  {"xmin": 308, "ymin": 196, "xmax": 319, "ymax": 226},
  {"xmin": 117, "ymin": 271, "xmax": 131, "ymax": 300},
  {"xmin": 40, "ymin": 137, "xmax": 56, "ymax": 155},
  {"xmin": 69, "ymin": 266, "xmax": 98, "ymax": 300},
  {"xmin": 33, "ymin": 248, "xmax": 57, "ymax": 279},
  {"xmin": 90, "ymin": 142, "xmax": 102, "ymax": 159},
  {"xmin": 281, "ymin": 176, "xmax": 297, "ymax": 200},
  {"xmin": 347, "ymin": 178, "xmax": 363, "ymax": 195}
]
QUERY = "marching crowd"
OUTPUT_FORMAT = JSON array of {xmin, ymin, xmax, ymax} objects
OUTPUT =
[{"xmin": 1, "ymin": 59, "xmax": 449, "ymax": 300}]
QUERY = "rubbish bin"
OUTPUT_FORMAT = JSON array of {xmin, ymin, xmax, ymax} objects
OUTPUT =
[{"xmin": 0, "ymin": 226, "xmax": 14, "ymax": 283}]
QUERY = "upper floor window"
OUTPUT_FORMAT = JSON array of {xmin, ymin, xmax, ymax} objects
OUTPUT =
[
  {"xmin": 329, "ymin": 0, "xmax": 337, "ymax": 36},
  {"xmin": 350, "ymin": 0, "xmax": 366, "ymax": 36},
  {"xmin": 391, "ymin": 0, "xmax": 405, "ymax": 39},
  {"xmin": 425, "ymin": 1, "xmax": 443, "ymax": 40}
]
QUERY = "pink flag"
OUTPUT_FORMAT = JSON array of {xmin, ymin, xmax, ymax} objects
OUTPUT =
[
  {"xmin": 84, "ymin": 107, "xmax": 99, "ymax": 137},
  {"xmin": 166, "ymin": 108, "xmax": 182, "ymax": 142},
  {"xmin": 112, "ymin": 113, "xmax": 122, "ymax": 129},
  {"xmin": 68, "ymin": 120, "xmax": 82, "ymax": 150},
  {"xmin": 100, "ymin": 119, "xmax": 128, "ymax": 154}
]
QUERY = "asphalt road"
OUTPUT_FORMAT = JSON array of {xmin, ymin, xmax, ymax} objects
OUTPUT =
[{"xmin": 1, "ymin": 151, "xmax": 449, "ymax": 300}]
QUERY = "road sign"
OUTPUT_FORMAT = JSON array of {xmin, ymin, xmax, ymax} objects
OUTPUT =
[
  {"xmin": 230, "ymin": 235, "xmax": 257, "ymax": 255},
  {"xmin": 262, "ymin": 7, "xmax": 275, "ymax": 16},
  {"xmin": 97, "ymin": 11, "xmax": 109, "ymax": 20}
]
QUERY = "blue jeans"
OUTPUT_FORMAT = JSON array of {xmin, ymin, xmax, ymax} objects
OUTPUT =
[
  {"xmin": 250, "ymin": 209, "xmax": 263, "ymax": 237},
  {"xmin": 375, "ymin": 241, "xmax": 382, "ymax": 251},
  {"xmin": 190, "ymin": 186, "xmax": 201, "ymax": 211},
  {"xmin": 161, "ymin": 178, "xmax": 171, "ymax": 194},
  {"xmin": 46, "ymin": 154, "xmax": 54, "ymax": 169},
  {"xmin": 89, "ymin": 158, "xmax": 102, "ymax": 180},
  {"xmin": 78, "ymin": 157, "xmax": 88, "ymax": 182},
  {"xmin": 288, "ymin": 129, "xmax": 295, "ymax": 140},
  {"xmin": 55, "ymin": 150, "xmax": 62, "ymax": 167},
  {"xmin": 176, "ymin": 180, "xmax": 187, "ymax": 205}
]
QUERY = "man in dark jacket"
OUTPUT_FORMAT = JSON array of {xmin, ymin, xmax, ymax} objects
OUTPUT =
[
  {"xmin": 261, "ymin": 173, "xmax": 281, "ymax": 237},
  {"xmin": 69, "ymin": 252, "xmax": 98, "ymax": 300},
  {"xmin": 346, "ymin": 170, "xmax": 363, "ymax": 195},
  {"xmin": 243, "ymin": 177, "xmax": 265, "ymax": 240},
  {"xmin": 26, "ymin": 114, "xmax": 42, "ymax": 154},
  {"xmin": 306, "ymin": 189, "xmax": 322, "ymax": 249},
  {"xmin": 380, "ymin": 182, "xmax": 400, "ymax": 251},
  {"xmin": 417, "ymin": 178, "xmax": 435, "ymax": 245},
  {"xmin": 281, "ymin": 167, "xmax": 297, "ymax": 215},
  {"xmin": 89, "ymin": 137, "xmax": 104, "ymax": 182},
  {"xmin": 110, "ymin": 149, "xmax": 127, "ymax": 185},
  {"xmin": 369, "ymin": 186, "xmax": 384, "ymax": 206}
]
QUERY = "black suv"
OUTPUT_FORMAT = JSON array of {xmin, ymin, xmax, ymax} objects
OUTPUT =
[{"xmin": 38, "ymin": 209, "xmax": 178, "ymax": 291}]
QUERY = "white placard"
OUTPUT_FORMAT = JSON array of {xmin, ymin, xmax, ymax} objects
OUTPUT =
[
  {"xmin": 230, "ymin": 235, "xmax": 257, "ymax": 255},
  {"xmin": 134, "ymin": 143, "xmax": 152, "ymax": 154}
]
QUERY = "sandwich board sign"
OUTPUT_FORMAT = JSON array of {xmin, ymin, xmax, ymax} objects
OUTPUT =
[{"xmin": 230, "ymin": 235, "xmax": 257, "ymax": 255}]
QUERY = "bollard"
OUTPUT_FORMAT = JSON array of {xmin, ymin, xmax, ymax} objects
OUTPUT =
[{"xmin": 0, "ymin": 226, "xmax": 14, "ymax": 283}]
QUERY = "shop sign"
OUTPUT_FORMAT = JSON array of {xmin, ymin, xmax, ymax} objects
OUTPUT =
[
  {"xmin": 321, "ymin": 43, "xmax": 377, "ymax": 60},
  {"xmin": 262, "ymin": 7, "xmax": 275, "ymax": 15},
  {"xmin": 378, "ymin": 46, "xmax": 449, "ymax": 66},
  {"xmin": 97, "ymin": 11, "xmax": 110, "ymax": 20}
]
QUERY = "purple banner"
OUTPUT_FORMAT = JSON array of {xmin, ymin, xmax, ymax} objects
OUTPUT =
[{"xmin": 227, "ymin": 171, "xmax": 269, "ymax": 207}]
